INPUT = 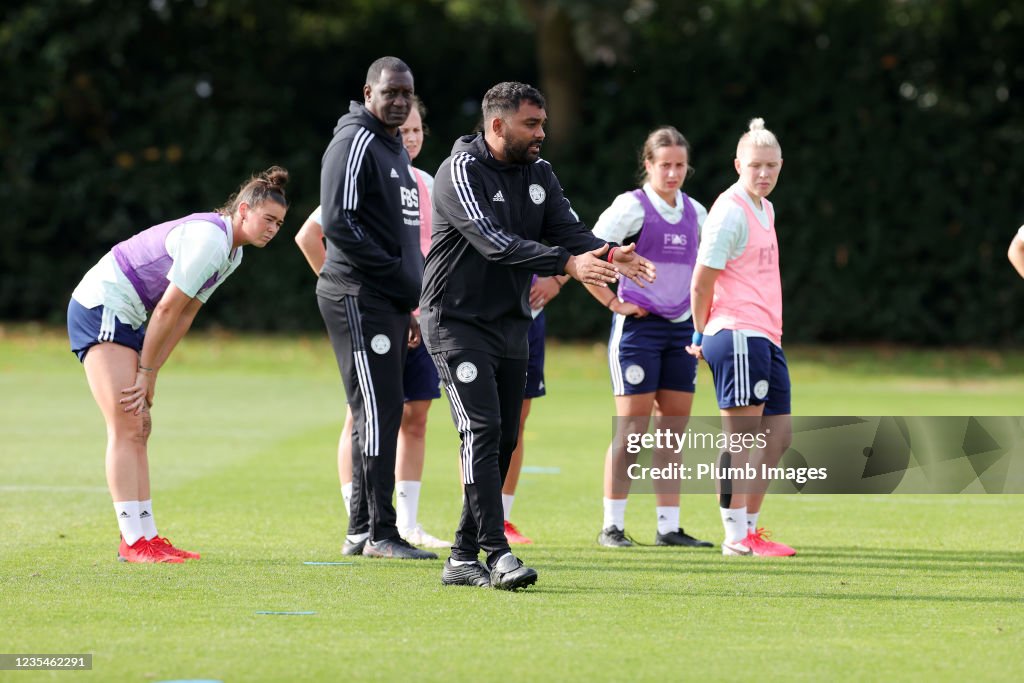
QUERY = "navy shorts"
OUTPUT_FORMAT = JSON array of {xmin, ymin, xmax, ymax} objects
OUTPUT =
[
  {"xmin": 404, "ymin": 341, "xmax": 442, "ymax": 402},
  {"xmin": 67, "ymin": 299, "xmax": 145, "ymax": 363},
  {"xmin": 702, "ymin": 330, "xmax": 791, "ymax": 414},
  {"xmin": 525, "ymin": 312, "xmax": 546, "ymax": 399},
  {"xmin": 608, "ymin": 313, "xmax": 697, "ymax": 395}
]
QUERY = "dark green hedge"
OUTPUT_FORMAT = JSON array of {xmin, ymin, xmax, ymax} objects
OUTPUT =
[{"xmin": 3, "ymin": 0, "xmax": 1023, "ymax": 345}]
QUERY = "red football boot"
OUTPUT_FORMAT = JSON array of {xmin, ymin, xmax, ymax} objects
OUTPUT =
[{"xmin": 117, "ymin": 536, "xmax": 184, "ymax": 564}]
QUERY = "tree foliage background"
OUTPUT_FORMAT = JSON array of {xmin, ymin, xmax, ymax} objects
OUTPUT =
[{"xmin": 3, "ymin": 0, "xmax": 1023, "ymax": 345}]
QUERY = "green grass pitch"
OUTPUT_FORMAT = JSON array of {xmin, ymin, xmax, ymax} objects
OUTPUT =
[{"xmin": 1, "ymin": 328, "xmax": 1023, "ymax": 681}]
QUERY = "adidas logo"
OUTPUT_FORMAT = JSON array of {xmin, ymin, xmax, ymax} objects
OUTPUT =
[
  {"xmin": 119, "ymin": 511, "xmax": 130, "ymax": 518},
  {"xmin": 658, "ymin": 515, "xmax": 666, "ymax": 521},
  {"xmin": 398, "ymin": 492, "xmax": 406, "ymax": 497},
  {"xmin": 390, "ymin": 168, "xmax": 399, "ymax": 179},
  {"xmin": 725, "ymin": 517, "xmax": 736, "ymax": 523},
  {"xmin": 139, "ymin": 511, "xmax": 151, "ymax": 518},
  {"xmin": 492, "ymin": 190, "xmax": 505, "ymax": 202}
]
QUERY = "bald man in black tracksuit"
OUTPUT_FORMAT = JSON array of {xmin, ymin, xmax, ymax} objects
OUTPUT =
[
  {"xmin": 318, "ymin": 57, "xmax": 435, "ymax": 561},
  {"xmin": 421, "ymin": 82, "xmax": 654, "ymax": 590}
]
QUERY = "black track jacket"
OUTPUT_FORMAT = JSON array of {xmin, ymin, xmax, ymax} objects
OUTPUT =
[
  {"xmin": 420, "ymin": 133, "xmax": 609, "ymax": 358},
  {"xmin": 318, "ymin": 102, "xmax": 423, "ymax": 312}
]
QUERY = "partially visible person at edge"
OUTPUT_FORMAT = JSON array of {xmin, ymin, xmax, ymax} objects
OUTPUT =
[
  {"xmin": 316, "ymin": 56, "xmax": 436, "ymax": 561},
  {"xmin": 421, "ymin": 81, "xmax": 656, "ymax": 590},
  {"xmin": 1007, "ymin": 222, "xmax": 1024, "ymax": 278},
  {"xmin": 296, "ymin": 94, "xmax": 449, "ymax": 550},
  {"xmin": 586, "ymin": 126, "xmax": 713, "ymax": 551},
  {"xmin": 67, "ymin": 166, "xmax": 289, "ymax": 563},
  {"xmin": 686, "ymin": 118, "xmax": 796, "ymax": 557}
]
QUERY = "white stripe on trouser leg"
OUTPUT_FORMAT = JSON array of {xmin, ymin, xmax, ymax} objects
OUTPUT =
[
  {"xmin": 344, "ymin": 296, "xmax": 379, "ymax": 457},
  {"xmin": 435, "ymin": 355, "xmax": 476, "ymax": 485},
  {"xmin": 99, "ymin": 307, "xmax": 116, "ymax": 342},
  {"xmin": 608, "ymin": 312, "xmax": 626, "ymax": 395},
  {"xmin": 733, "ymin": 331, "xmax": 750, "ymax": 406},
  {"xmin": 444, "ymin": 380, "xmax": 475, "ymax": 485},
  {"xmin": 353, "ymin": 350, "xmax": 379, "ymax": 456}
]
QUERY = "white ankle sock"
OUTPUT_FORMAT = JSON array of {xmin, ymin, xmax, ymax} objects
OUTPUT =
[
  {"xmin": 602, "ymin": 498, "xmax": 627, "ymax": 531},
  {"xmin": 449, "ymin": 558, "xmax": 476, "ymax": 566},
  {"xmin": 656, "ymin": 506, "xmax": 679, "ymax": 535},
  {"xmin": 341, "ymin": 482, "xmax": 353, "ymax": 516},
  {"xmin": 114, "ymin": 500, "xmax": 143, "ymax": 545},
  {"xmin": 720, "ymin": 506, "xmax": 748, "ymax": 543},
  {"xmin": 502, "ymin": 493, "xmax": 515, "ymax": 521},
  {"xmin": 395, "ymin": 480, "xmax": 421, "ymax": 531},
  {"xmin": 138, "ymin": 499, "xmax": 158, "ymax": 540},
  {"xmin": 346, "ymin": 531, "xmax": 369, "ymax": 543},
  {"xmin": 747, "ymin": 511, "xmax": 760, "ymax": 533}
]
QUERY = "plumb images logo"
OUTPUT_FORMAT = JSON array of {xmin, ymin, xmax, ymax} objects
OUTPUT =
[{"xmin": 614, "ymin": 416, "xmax": 1024, "ymax": 494}]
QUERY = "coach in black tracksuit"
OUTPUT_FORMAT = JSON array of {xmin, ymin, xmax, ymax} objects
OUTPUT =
[
  {"xmin": 422, "ymin": 82, "xmax": 655, "ymax": 589},
  {"xmin": 318, "ymin": 57, "xmax": 435, "ymax": 560}
]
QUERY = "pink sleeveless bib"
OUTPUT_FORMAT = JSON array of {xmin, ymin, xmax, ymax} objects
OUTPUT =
[{"xmin": 707, "ymin": 192, "xmax": 783, "ymax": 346}]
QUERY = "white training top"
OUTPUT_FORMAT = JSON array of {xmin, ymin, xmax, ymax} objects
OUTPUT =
[
  {"xmin": 592, "ymin": 182, "xmax": 707, "ymax": 322},
  {"xmin": 72, "ymin": 216, "xmax": 241, "ymax": 328},
  {"xmin": 695, "ymin": 182, "xmax": 774, "ymax": 341}
]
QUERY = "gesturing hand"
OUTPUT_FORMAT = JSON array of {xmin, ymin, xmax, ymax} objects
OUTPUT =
[
  {"xmin": 565, "ymin": 244, "xmax": 620, "ymax": 287},
  {"xmin": 610, "ymin": 243, "xmax": 656, "ymax": 287}
]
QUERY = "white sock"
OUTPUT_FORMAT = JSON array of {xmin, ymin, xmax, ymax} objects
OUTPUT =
[
  {"xmin": 720, "ymin": 506, "xmax": 748, "ymax": 543},
  {"xmin": 449, "ymin": 558, "xmax": 476, "ymax": 566},
  {"xmin": 656, "ymin": 506, "xmax": 680, "ymax": 535},
  {"xmin": 138, "ymin": 499, "xmax": 158, "ymax": 540},
  {"xmin": 114, "ymin": 500, "xmax": 143, "ymax": 546},
  {"xmin": 502, "ymin": 493, "xmax": 515, "ymax": 521},
  {"xmin": 346, "ymin": 531, "xmax": 369, "ymax": 543},
  {"xmin": 395, "ymin": 480, "xmax": 421, "ymax": 531},
  {"xmin": 747, "ymin": 511, "xmax": 760, "ymax": 533},
  {"xmin": 602, "ymin": 498, "xmax": 627, "ymax": 531},
  {"xmin": 341, "ymin": 482, "xmax": 353, "ymax": 516}
]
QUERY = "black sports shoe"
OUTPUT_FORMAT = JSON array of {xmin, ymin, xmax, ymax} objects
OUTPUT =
[
  {"xmin": 441, "ymin": 558, "xmax": 491, "ymax": 588},
  {"xmin": 363, "ymin": 536, "xmax": 438, "ymax": 560},
  {"xmin": 597, "ymin": 526, "xmax": 635, "ymax": 547},
  {"xmin": 342, "ymin": 536, "xmax": 367, "ymax": 556},
  {"xmin": 655, "ymin": 528, "xmax": 714, "ymax": 548},
  {"xmin": 489, "ymin": 553, "xmax": 538, "ymax": 591}
]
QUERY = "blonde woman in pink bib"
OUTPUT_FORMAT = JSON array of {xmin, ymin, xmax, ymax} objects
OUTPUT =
[{"xmin": 687, "ymin": 118, "xmax": 796, "ymax": 557}]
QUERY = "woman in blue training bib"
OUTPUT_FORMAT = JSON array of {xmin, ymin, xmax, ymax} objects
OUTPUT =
[
  {"xmin": 67, "ymin": 167, "xmax": 289, "ymax": 563},
  {"xmin": 585, "ymin": 127, "xmax": 713, "ymax": 549}
]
